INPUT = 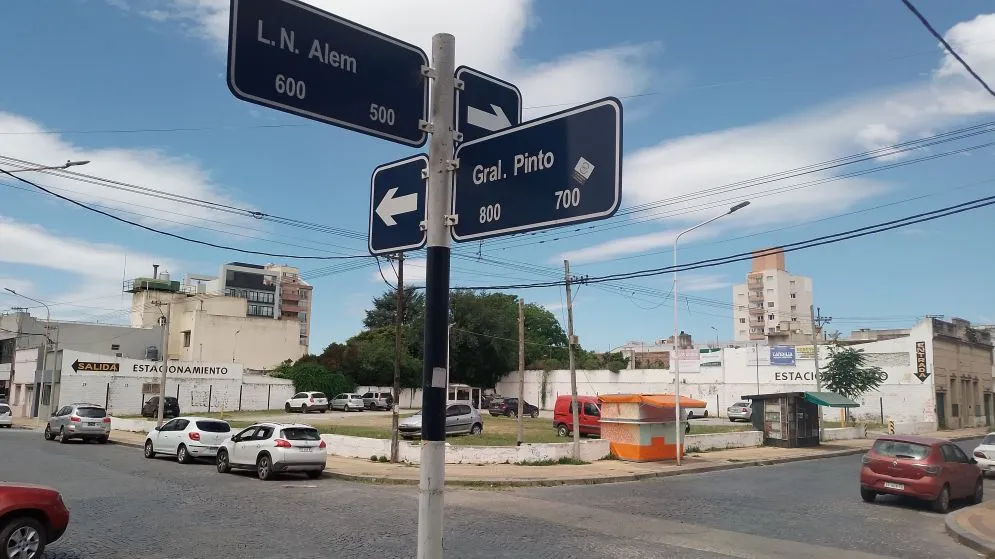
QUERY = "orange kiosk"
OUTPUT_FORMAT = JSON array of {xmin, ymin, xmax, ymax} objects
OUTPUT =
[{"xmin": 598, "ymin": 394, "xmax": 707, "ymax": 462}]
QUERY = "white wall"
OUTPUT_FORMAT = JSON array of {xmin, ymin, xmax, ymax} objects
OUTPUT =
[
  {"xmin": 496, "ymin": 323, "xmax": 937, "ymax": 427},
  {"xmin": 320, "ymin": 434, "xmax": 610, "ymax": 464},
  {"xmin": 684, "ymin": 431, "xmax": 763, "ymax": 452}
]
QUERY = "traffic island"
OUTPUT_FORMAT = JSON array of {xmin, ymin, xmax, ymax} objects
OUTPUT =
[{"xmin": 946, "ymin": 501, "xmax": 995, "ymax": 557}]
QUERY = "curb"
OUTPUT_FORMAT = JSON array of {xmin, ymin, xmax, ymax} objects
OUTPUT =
[{"xmin": 946, "ymin": 507, "xmax": 995, "ymax": 559}]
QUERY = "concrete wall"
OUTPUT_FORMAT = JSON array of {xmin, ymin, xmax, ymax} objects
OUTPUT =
[
  {"xmin": 320, "ymin": 434, "xmax": 611, "ymax": 465},
  {"xmin": 684, "ymin": 430, "xmax": 763, "ymax": 452},
  {"xmin": 821, "ymin": 427, "xmax": 866, "ymax": 441},
  {"xmin": 181, "ymin": 311, "xmax": 305, "ymax": 370}
]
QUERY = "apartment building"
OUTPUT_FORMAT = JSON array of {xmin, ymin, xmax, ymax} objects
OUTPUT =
[{"xmin": 732, "ymin": 248, "xmax": 813, "ymax": 343}]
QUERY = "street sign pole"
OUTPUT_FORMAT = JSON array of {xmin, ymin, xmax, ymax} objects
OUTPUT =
[{"xmin": 418, "ymin": 32, "xmax": 455, "ymax": 559}]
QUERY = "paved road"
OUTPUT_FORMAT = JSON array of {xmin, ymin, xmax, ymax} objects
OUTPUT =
[{"xmin": 0, "ymin": 429, "xmax": 982, "ymax": 558}]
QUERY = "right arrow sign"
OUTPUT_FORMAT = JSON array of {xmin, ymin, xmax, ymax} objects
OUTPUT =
[
  {"xmin": 368, "ymin": 154, "xmax": 428, "ymax": 255},
  {"xmin": 455, "ymin": 66, "xmax": 522, "ymax": 144},
  {"xmin": 451, "ymin": 97, "xmax": 622, "ymax": 242}
]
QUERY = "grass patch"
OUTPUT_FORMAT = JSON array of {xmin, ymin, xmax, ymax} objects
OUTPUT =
[{"xmin": 515, "ymin": 457, "xmax": 589, "ymax": 466}]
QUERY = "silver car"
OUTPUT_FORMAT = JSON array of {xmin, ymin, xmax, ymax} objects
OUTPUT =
[
  {"xmin": 0, "ymin": 403, "xmax": 12, "ymax": 428},
  {"xmin": 399, "ymin": 402, "xmax": 483, "ymax": 439},
  {"xmin": 727, "ymin": 401, "xmax": 752, "ymax": 422},
  {"xmin": 44, "ymin": 403, "xmax": 111, "ymax": 443},
  {"xmin": 330, "ymin": 393, "xmax": 365, "ymax": 412}
]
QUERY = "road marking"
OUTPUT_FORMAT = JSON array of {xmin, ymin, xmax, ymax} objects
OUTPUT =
[{"xmin": 447, "ymin": 491, "xmax": 893, "ymax": 559}]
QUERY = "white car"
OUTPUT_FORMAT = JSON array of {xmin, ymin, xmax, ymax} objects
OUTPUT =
[
  {"xmin": 284, "ymin": 391, "xmax": 328, "ymax": 414},
  {"xmin": 973, "ymin": 433, "xmax": 995, "ymax": 476},
  {"xmin": 143, "ymin": 417, "xmax": 232, "ymax": 464},
  {"xmin": 0, "ymin": 403, "xmax": 12, "ymax": 428},
  {"xmin": 216, "ymin": 422, "xmax": 327, "ymax": 481}
]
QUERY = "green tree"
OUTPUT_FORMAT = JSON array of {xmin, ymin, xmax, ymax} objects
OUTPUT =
[
  {"xmin": 341, "ymin": 328, "xmax": 421, "ymax": 388},
  {"xmin": 273, "ymin": 361, "xmax": 355, "ymax": 397},
  {"xmin": 818, "ymin": 341, "xmax": 885, "ymax": 401},
  {"xmin": 363, "ymin": 287, "xmax": 425, "ymax": 330}
]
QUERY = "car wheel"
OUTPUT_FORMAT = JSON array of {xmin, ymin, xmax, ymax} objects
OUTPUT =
[
  {"xmin": 470, "ymin": 423, "xmax": 482, "ymax": 435},
  {"xmin": 177, "ymin": 444, "xmax": 192, "ymax": 464},
  {"xmin": 970, "ymin": 477, "xmax": 984, "ymax": 505},
  {"xmin": 703, "ymin": 410, "xmax": 709, "ymax": 418},
  {"xmin": 319, "ymin": 409, "xmax": 326, "ymax": 414},
  {"xmin": 59, "ymin": 427, "xmax": 69, "ymax": 444},
  {"xmin": 43, "ymin": 424, "xmax": 54, "ymax": 441},
  {"xmin": 860, "ymin": 488, "xmax": 876, "ymax": 503},
  {"xmin": 285, "ymin": 403, "xmax": 291, "ymax": 413},
  {"xmin": 305, "ymin": 470, "xmax": 322, "ymax": 480},
  {"xmin": 530, "ymin": 409, "xmax": 539, "ymax": 419},
  {"xmin": 301, "ymin": 404, "xmax": 308, "ymax": 414},
  {"xmin": 0, "ymin": 515, "xmax": 46, "ymax": 559},
  {"xmin": 256, "ymin": 454, "xmax": 273, "ymax": 481},
  {"xmin": 933, "ymin": 484, "xmax": 951, "ymax": 513},
  {"xmin": 144, "ymin": 440, "xmax": 156, "ymax": 459},
  {"xmin": 556, "ymin": 424, "xmax": 569, "ymax": 437},
  {"xmin": 687, "ymin": 411, "xmax": 694, "ymax": 420},
  {"xmin": 216, "ymin": 450, "xmax": 231, "ymax": 473}
]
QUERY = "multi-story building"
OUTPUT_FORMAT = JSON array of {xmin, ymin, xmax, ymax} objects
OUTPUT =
[
  {"xmin": 266, "ymin": 264, "xmax": 313, "ymax": 347},
  {"xmin": 732, "ymin": 248, "xmax": 813, "ymax": 344}
]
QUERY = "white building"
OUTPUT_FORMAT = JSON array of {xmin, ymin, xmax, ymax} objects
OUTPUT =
[
  {"xmin": 732, "ymin": 248, "xmax": 813, "ymax": 344},
  {"xmin": 496, "ymin": 318, "xmax": 994, "ymax": 433}
]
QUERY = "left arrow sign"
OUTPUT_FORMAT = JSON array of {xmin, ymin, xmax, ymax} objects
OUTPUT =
[{"xmin": 376, "ymin": 187, "xmax": 419, "ymax": 226}]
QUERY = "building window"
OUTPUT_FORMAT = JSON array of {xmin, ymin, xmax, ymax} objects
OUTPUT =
[
  {"xmin": 299, "ymin": 311, "xmax": 307, "ymax": 323},
  {"xmin": 111, "ymin": 344, "xmax": 120, "ymax": 351},
  {"xmin": 791, "ymin": 317, "xmax": 798, "ymax": 322},
  {"xmin": 790, "ymin": 280, "xmax": 795, "ymax": 286},
  {"xmin": 182, "ymin": 331, "xmax": 191, "ymax": 348},
  {"xmin": 790, "ymin": 293, "xmax": 796, "ymax": 299},
  {"xmin": 299, "ymin": 289, "xmax": 308, "ymax": 299},
  {"xmin": 766, "ymin": 275, "xmax": 773, "ymax": 280},
  {"xmin": 790, "ymin": 305, "xmax": 797, "ymax": 311},
  {"xmin": 300, "ymin": 335, "xmax": 308, "ymax": 345},
  {"xmin": 768, "ymin": 314, "xmax": 775, "ymax": 321},
  {"xmin": 739, "ymin": 318, "xmax": 746, "ymax": 324},
  {"xmin": 767, "ymin": 302, "xmax": 774, "ymax": 308},
  {"xmin": 766, "ymin": 289, "xmax": 774, "ymax": 294}
]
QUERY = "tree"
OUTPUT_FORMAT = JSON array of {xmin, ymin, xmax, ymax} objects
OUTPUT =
[
  {"xmin": 341, "ymin": 328, "xmax": 420, "ymax": 388},
  {"xmin": 363, "ymin": 287, "xmax": 425, "ymax": 330},
  {"xmin": 818, "ymin": 341, "xmax": 885, "ymax": 401},
  {"xmin": 273, "ymin": 361, "xmax": 355, "ymax": 397}
]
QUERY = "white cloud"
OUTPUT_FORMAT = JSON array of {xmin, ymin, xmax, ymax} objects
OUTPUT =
[
  {"xmin": 0, "ymin": 217, "xmax": 179, "ymax": 321},
  {"xmin": 559, "ymin": 13, "xmax": 995, "ymax": 265},
  {"xmin": 0, "ymin": 112, "xmax": 257, "ymax": 230},
  {"xmin": 116, "ymin": 0, "xmax": 657, "ymax": 118},
  {"xmin": 372, "ymin": 257, "xmax": 427, "ymax": 286}
]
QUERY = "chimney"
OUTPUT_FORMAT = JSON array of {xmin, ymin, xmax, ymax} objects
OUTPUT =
[{"xmin": 153, "ymin": 264, "xmax": 159, "ymax": 279}]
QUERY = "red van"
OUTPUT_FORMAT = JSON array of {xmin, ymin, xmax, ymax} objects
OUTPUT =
[{"xmin": 553, "ymin": 395, "xmax": 601, "ymax": 437}]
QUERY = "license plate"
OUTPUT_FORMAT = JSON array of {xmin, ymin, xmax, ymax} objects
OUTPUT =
[
  {"xmin": 883, "ymin": 482, "xmax": 904, "ymax": 490},
  {"xmin": 299, "ymin": 447, "xmax": 313, "ymax": 452},
  {"xmin": 88, "ymin": 422, "xmax": 100, "ymax": 427}
]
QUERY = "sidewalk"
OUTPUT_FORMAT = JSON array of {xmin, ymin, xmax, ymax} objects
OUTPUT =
[
  {"xmin": 946, "ymin": 500, "xmax": 995, "ymax": 558},
  {"xmin": 69, "ymin": 422, "xmax": 988, "ymax": 488}
]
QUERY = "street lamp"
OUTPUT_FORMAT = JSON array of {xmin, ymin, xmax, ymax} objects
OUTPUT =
[
  {"xmin": 4, "ymin": 288, "xmax": 52, "ymax": 420},
  {"xmin": 232, "ymin": 329, "xmax": 240, "ymax": 363},
  {"xmin": 672, "ymin": 200, "xmax": 749, "ymax": 466},
  {"xmin": 710, "ymin": 326, "xmax": 719, "ymax": 347},
  {"xmin": 5, "ymin": 160, "xmax": 90, "ymax": 174}
]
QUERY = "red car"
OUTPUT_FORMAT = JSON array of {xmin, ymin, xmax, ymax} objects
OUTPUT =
[
  {"xmin": 859, "ymin": 435, "xmax": 983, "ymax": 513},
  {"xmin": 0, "ymin": 483, "xmax": 70, "ymax": 558}
]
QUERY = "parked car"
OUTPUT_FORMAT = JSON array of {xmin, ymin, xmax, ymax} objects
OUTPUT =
[
  {"xmin": 216, "ymin": 422, "xmax": 327, "ymax": 481},
  {"xmin": 0, "ymin": 482, "xmax": 70, "ymax": 559},
  {"xmin": 972, "ymin": 433, "xmax": 995, "ymax": 477},
  {"xmin": 362, "ymin": 391, "xmax": 393, "ymax": 411},
  {"xmin": 399, "ymin": 402, "xmax": 483, "ymax": 439},
  {"xmin": 284, "ymin": 391, "xmax": 328, "ymax": 413},
  {"xmin": 687, "ymin": 408, "xmax": 709, "ymax": 419},
  {"xmin": 330, "ymin": 393, "xmax": 365, "ymax": 412},
  {"xmin": 859, "ymin": 435, "xmax": 983, "ymax": 513},
  {"xmin": 44, "ymin": 403, "xmax": 110, "ymax": 444},
  {"xmin": 141, "ymin": 396, "xmax": 180, "ymax": 419},
  {"xmin": 553, "ymin": 395, "xmax": 601, "ymax": 437},
  {"xmin": 0, "ymin": 403, "xmax": 12, "ymax": 428},
  {"xmin": 727, "ymin": 401, "xmax": 752, "ymax": 422},
  {"xmin": 143, "ymin": 417, "xmax": 232, "ymax": 464},
  {"xmin": 488, "ymin": 397, "xmax": 539, "ymax": 418}
]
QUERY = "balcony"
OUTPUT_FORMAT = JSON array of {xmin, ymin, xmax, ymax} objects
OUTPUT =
[
  {"xmin": 749, "ymin": 305, "xmax": 763, "ymax": 315},
  {"xmin": 281, "ymin": 289, "xmax": 300, "ymax": 301},
  {"xmin": 748, "ymin": 290, "xmax": 763, "ymax": 301},
  {"xmin": 281, "ymin": 303, "xmax": 302, "ymax": 313}
]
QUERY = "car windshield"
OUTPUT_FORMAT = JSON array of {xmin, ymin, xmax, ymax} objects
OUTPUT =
[
  {"xmin": 873, "ymin": 439, "xmax": 931, "ymax": 459},
  {"xmin": 982, "ymin": 435, "xmax": 995, "ymax": 446},
  {"xmin": 281, "ymin": 427, "xmax": 321, "ymax": 440},
  {"xmin": 363, "ymin": 392, "xmax": 374, "ymax": 398},
  {"xmin": 312, "ymin": 393, "xmax": 326, "ymax": 399},
  {"xmin": 0, "ymin": 405, "xmax": 10, "ymax": 414},
  {"xmin": 196, "ymin": 420, "xmax": 231, "ymax": 433},
  {"xmin": 77, "ymin": 407, "xmax": 106, "ymax": 418}
]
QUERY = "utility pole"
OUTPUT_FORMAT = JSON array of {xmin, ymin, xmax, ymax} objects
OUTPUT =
[
  {"xmin": 810, "ymin": 304, "xmax": 832, "ymax": 434},
  {"xmin": 418, "ymin": 32, "xmax": 455, "ymax": 559},
  {"xmin": 155, "ymin": 301, "xmax": 171, "ymax": 428},
  {"xmin": 563, "ymin": 260, "xmax": 580, "ymax": 460},
  {"xmin": 516, "ymin": 297, "xmax": 525, "ymax": 445},
  {"xmin": 391, "ymin": 252, "xmax": 404, "ymax": 463}
]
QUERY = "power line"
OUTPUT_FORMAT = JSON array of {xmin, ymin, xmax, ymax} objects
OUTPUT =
[
  {"xmin": 899, "ymin": 0, "xmax": 995, "ymax": 98},
  {"xmin": 0, "ymin": 168, "xmax": 372, "ymax": 261}
]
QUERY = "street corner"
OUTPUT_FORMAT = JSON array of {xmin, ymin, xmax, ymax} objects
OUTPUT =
[{"xmin": 946, "ymin": 501, "xmax": 995, "ymax": 557}]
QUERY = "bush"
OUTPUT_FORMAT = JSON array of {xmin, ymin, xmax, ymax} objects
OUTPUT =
[{"xmin": 274, "ymin": 361, "xmax": 355, "ymax": 396}]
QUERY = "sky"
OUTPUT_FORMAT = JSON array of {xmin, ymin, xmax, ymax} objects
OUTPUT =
[{"xmin": 1, "ymin": 0, "xmax": 994, "ymax": 354}]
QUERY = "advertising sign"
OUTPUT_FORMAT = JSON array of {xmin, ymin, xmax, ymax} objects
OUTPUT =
[
  {"xmin": 796, "ymin": 345, "xmax": 816, "ymax": 360},
  {"xmin": 914, "ymin": 341, "xmax": 930, "ymax": 382},
  {"xmin": 770, "ymin": 345, "xmax": 796, "ymax": 366},
  {"xmin": 699, "ymin": 348, "xmax": 722, "ymax": 367}
]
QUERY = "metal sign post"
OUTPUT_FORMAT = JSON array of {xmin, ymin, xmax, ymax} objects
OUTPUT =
[{"xmin": 417, "ymin": 33, "xmax": 456, "ymax": 559}]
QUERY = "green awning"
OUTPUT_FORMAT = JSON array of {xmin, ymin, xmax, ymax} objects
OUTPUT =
[{"xmin": 804, "ymin": 392, "xmax": 860, "ymax": 408}]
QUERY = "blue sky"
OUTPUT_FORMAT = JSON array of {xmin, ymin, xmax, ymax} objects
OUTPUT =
[{"xmin": 1, "ymin": 0, "xmax": 994, "ymax": 354}]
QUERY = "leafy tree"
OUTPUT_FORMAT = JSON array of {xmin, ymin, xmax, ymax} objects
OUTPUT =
[
  {"xmin": 340, "ymin": 328, "xmax": 421, "ymax": 388},
  {"xmin": 273, "ymin": 361, "xmax": 355, "ymax": 397},
  {"xmin": 363, "ymin": 287, "xmax": 425, "ymax": 330},
  {"xmin": 818, "ymin": 341, "xmax": 885, "ymax": 401}
]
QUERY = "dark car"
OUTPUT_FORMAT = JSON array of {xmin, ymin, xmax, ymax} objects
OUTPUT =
[
  {"xmin": 141, "ymin": 396, "xmax": 180, "ymax": 419},
  {"xmin": 860, "ymin": 435, "xmax": 983, "ymax": 513},
  {"xmin": 0, "ymin": 482, "xmax": 71, "ymax": 558},
  {"xmin": 488, "ymin": 397, "xmax": 539, "ymax": 418}
]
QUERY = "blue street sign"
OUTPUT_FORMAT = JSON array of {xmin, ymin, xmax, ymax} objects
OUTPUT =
[
  {"xmin": 368, "ymin": 155, "xmax": 428, "ymax": 255},
  {"xmin": 451, "ymin": 98, "xmax": 622, "ymax": 241},
  {"xmin": 455, "ymin": 66, "xmax": 522, "ymax": 144},
  {"xmin": 227, "ymin": 0, "xmax": 429, "ymax": 147}
]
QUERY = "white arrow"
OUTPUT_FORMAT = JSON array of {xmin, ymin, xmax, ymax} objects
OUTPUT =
[
  {"xmin": 376, "ymin": 187, "xmax": 418, "ymax": 226},
  {"xmin": 467, "ymin": 104, "xmax": 512, "ymax": 131}
]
